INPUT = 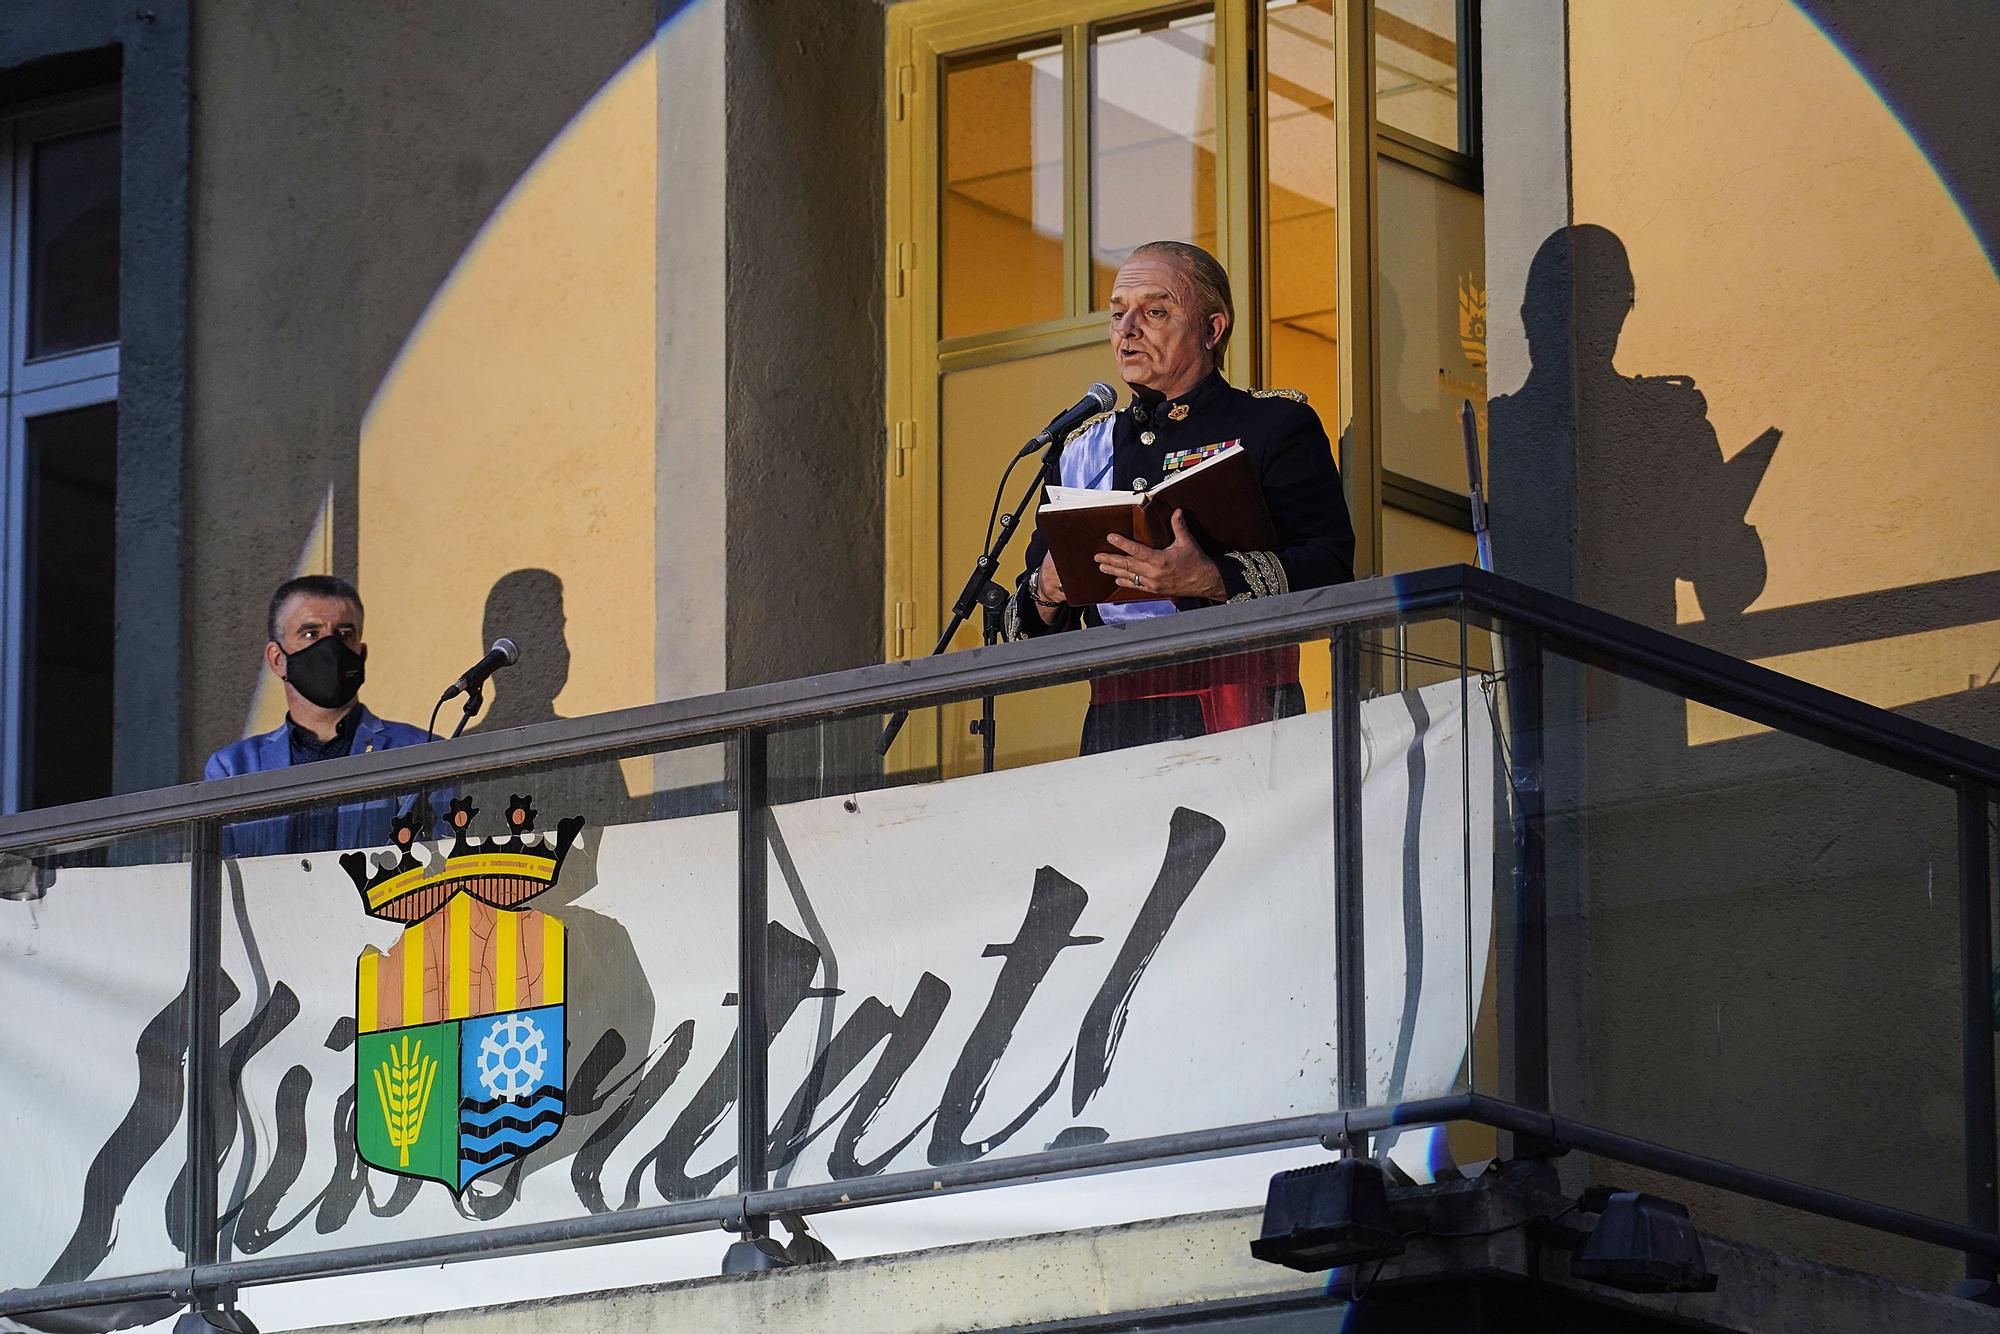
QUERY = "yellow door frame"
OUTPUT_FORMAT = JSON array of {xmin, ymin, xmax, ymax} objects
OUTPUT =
[
  {"xmin": 885, "ymin": 0, "xmax": 1260, "ymax": 651},
  {"xmin": 1333, "ymin": 0, "xmax": 1382, "ymax": 580},
  {"xmin": 883, "ymin": 0, "xmax": 1460, "ymax": 760}
]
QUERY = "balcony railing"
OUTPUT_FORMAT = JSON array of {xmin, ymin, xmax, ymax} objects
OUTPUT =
[{"xmin": 1, "ymin": 565, "xmax": 1995, "ymax": 1321}]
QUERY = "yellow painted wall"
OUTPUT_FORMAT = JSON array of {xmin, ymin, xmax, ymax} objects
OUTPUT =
[
  {"xmin": 1556, "ymin": 2, "xmax": 1996, "ymax": 1288},
  {"xmin": 1568, "ymin": 0, "xmax": 2000, "ymax": 722},
  {"xmin": 329, "ymin": 42, "xmax": 660, "ymax": 763}
]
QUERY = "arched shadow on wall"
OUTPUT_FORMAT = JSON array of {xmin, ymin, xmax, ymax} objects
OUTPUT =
[{"xmin": 1797, "ymin": 0, "xmax": 1999, "ymax": 277}]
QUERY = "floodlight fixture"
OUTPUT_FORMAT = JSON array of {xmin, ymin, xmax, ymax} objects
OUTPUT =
[
  {"xmin": 1250, "ymin": 1157, "xmax": 1406, "ymax": 1271},
  {"xmin": 776, "ymin": 1211, "xmax": 837, "ymax": 1266},
  {"xmin": 1570, "ymin": 1190, "xmax": 1718, "ymax": 1294},
  {"xmin": 1950, "ymin": 1276, "xmax": 2000, "ymax": 1307},
  {"xmin": 173, "ymin": 1297, "xmax": 259, "ymax": 1334},
  {"xmin": 720, "ymin": 1235, "xmax": 793, "ymax": 1274}
]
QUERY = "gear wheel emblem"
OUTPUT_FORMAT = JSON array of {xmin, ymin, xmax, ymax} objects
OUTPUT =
[{"xmin": 476, "ymin": 1013, "xmax": 549, "ymax": 1099}]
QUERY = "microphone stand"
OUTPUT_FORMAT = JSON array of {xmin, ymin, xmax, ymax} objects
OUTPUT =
[
  {"xmin": 973, "ymin": 579, "xmax": 1010, "ymax": 772},
  {"xmin": 424, "ymin": 683, "xmax": 490, "ymax": 743},
  {"xmin": 449, "ymin": 683, "xmax": 486, "ymax": 740},
  {"xmin": 415, "ymin": 682, "xmax": 489, "ymax": 839},
  {"xmin": 878, "ymin": 433, "xmax": 1065, "ymax": 759}
]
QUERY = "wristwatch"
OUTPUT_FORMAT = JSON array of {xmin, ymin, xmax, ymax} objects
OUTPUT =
[{"xmin": 1028, "ymin": 570, "xmax": 1064, "ymax": 610}]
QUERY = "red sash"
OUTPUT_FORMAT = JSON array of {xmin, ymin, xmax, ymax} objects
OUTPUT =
[{"xmin": 1088, "ymin": 646, "xmax": 1300, "ymax": 734}]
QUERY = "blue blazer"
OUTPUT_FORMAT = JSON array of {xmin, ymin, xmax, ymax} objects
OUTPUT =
[{"xmin": 204, "ymin": 706, "xmax": 434, "ymax": 857}]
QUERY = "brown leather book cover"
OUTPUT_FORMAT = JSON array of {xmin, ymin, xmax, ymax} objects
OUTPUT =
[{"xmin": 1036, "ymin": 445, "xmax": 1276, "ymax": 604}]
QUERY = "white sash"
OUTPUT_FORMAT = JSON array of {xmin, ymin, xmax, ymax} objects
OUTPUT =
[{"xmin": 1056, "ymin": 414, "xmax": 1177, "ymax": 626}]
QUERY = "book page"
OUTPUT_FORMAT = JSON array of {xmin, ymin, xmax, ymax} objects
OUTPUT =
[{"xmin": 1042, "ymin": 485, "xmax": 1139, "ymax": 512}]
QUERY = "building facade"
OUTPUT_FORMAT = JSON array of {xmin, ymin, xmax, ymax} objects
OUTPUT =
[{"xmin": 0, "ymin": 0, "xmax": 1995, "ymax": 1327}]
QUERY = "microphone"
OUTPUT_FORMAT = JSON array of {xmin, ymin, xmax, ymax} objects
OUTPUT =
[
  {"xmin": 441, "ymin": 638, "xmax": 519, "ymax": 701},
  {"xmin": 1013, "ymin": 382, "xmax": 1117, "ymax": 459}
]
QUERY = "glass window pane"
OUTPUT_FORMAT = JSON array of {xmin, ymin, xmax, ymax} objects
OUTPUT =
[
  {"xmin": 942, "ymin": 41, "xmax": 1066, "ymax": 340},
  {"xmin": 1266, "ymin": 0, "xmax": 1341, "ymax": 436},
  {"xmin": 1091, "ymin": 8, "xmax": 1219, "ymax": 306},
  {"xmin": 29, "ymin": 125, "xmax": 122, "ymax": 358},
  {"xmin": 1375, "ymin": 0, "xmax": 1462, "ymax": 151},
  {"xmin": 23, "ymin": 401, "xmax": 118, "ymax": 809},
  {"xmin": 1378, "ymin": 157, "xmax": 1484, "ymax": 494},
  {"xmin": 933, "ymin": 343, "xmax": 1111, "ymax": 776},
  {"xmin": 1383, "ymin": 504, "xmax": 1473, "ymax": 574}
]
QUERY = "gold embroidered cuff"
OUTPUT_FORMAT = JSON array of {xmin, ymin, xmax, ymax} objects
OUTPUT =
[{"xmin": 1225, "ymin": 549, "xmax": 1290, "ymax": 600}]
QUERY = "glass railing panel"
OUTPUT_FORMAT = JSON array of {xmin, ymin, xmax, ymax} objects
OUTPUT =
[
  {"xmin": 1527, "ymin": 634, "xmax": 1967, "ymax": 1289},
  {"xmin": 0, "ymin": 826, "xmax": 190, "ymax": 1294},
  {"xmin": 1355, "ymin": 610, "xmax": 1494, "ymax": 1179},
  {"xmin": 1988, "ymin": 788, "xmax": 2000, "ymax": 1246},
  {"xmin": 759, "ymin": 622, "xmax": 1487, "ymax": 1227},
  {"xmin": 1989, "ymin": 788, "xmax": 2000, "ymax": 1165},
  {"xmin": 211, "ymin": 738, "xmax": 739, "ymax": 1267}
]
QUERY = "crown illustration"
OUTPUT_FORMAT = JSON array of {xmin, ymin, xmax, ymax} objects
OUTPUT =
[{"xmin": 340, "ymin": 795, "xmax": 583, "ymax": 924}]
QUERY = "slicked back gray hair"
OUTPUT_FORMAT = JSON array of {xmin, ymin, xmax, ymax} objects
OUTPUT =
[{"xmin": 1130, "ymin": 239, "xmax": 1235, "ymax": 364}]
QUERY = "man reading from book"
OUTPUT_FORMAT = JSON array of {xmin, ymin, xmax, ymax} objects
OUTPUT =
[{"xmin": 1005, "ymin": 240, "xmax": 1356, "ymax": 754}]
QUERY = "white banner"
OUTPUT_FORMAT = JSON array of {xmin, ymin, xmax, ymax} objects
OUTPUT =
[{"xmin": 0, "ymin": 682, "xmax": 1493, "ymax": 1316}]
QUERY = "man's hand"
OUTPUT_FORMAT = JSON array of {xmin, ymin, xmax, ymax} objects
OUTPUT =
[
  {"xmin": 1033, "ymin": 550, "xmax": 1068, "ymax": 624},
  {"xmin": 1096, "ymin": 510, "xmax": 1227, "ymax": 601}
]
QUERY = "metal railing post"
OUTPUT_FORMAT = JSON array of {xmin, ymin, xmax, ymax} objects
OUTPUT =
[
  {"xmin": 1505, "ymin": 629, "xmax": 1550, "ymax": 1146},
  {"xmin": 185, "ymin": 819, "xmax": 222, "ymax": 1269},
  {"xmin": 1332, "ymin": 629, "xmax": 1368, "ymax": 1125},
  {"xmin": 1959, "ymin": 782, "xmax": 1997, "ymax": 1286},
  {"xmin": 735, "ymin": 731, "xmax": 772, "ymax": 1240}
]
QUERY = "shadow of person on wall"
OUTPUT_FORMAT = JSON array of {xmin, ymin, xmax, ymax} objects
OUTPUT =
[
  {"xmin": 452, "ymin": 569, "xmax": 659, "ymax": 1219},
  {"xmin": 1481, "ymin": 229, "xmax": 1976, "ymax": 1269},
  {"xmin": 465, "ymin": 567, "xmax": 642, "ymax": 823},
  {"xmin": 470, "ymin": 567, "xmax": 573, "ymax": 733},
  {"xmin": 1488, "ymin": 224, "xmax": 1781, "ymax": 633}
]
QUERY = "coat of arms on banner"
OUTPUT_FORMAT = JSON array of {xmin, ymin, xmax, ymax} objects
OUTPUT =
[{"xmin": 340, "ymin": 797, "xmax": 584, "ymax": 1193}]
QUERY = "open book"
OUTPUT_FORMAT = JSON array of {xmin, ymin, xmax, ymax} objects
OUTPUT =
[{"xmin": 1037, "ymin": 444, "xmax": 1276, "ymax": 605}]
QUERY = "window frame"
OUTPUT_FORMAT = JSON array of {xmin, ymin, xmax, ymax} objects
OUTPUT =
[
  {"xmin": 6, "ymin": 95, "xmax": 123, "ymax": 396},
  {"xmin": 886, "ymin": 0, "xmax": 1485, "ymax": 680},
  {"xmin": 0, "ymin": 91, "xmax": 122, "ymax": 813},
  {"xmin": 925, "ymin": 0, "xmax": 1254, "ymax": 370},
  {"xmin": 2, "ymin": 376, "xmax": 119, "ymax": 812},
  {"xmin": 888, "ymin": 0, "xmax": 1258, "ymax": 695},
  {"xmin": 1373, "ymin": 0, "xmax": 1482, "ymax": 544}
]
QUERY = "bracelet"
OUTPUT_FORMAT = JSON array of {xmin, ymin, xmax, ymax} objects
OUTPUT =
[{"xmin": 1028, "ymin": 570, "xmax": 1064, "ymax": 610}]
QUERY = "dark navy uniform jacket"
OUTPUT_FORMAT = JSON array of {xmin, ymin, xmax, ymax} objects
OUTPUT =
[{"xmin": 1007, "ymin": 369, "xmax": 1356, "ymax": 638}]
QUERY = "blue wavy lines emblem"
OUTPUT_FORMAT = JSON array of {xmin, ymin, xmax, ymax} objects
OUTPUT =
[{"xmin": 457, "ymin": 1005, "xmax": 566, "ymax": 1188}]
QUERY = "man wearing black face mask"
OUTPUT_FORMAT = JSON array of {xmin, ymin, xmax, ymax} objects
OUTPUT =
[{"xmin": 203, "ymin": 576, "xmax": 432, "ymax": 855}]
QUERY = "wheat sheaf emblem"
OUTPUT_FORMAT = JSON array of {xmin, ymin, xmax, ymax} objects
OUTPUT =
[{"xmin": 372, "ymin": 1034, "xmax": 439, "ymax": 1167}]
